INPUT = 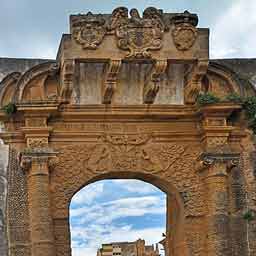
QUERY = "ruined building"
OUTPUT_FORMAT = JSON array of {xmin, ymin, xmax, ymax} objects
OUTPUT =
[
  {"xmin": 97, "ymin": 239, "xmax": 160, "ymax": 256},
  {"xmin": 0, "ymin": 6, "xmax": 256, "ymax": 256}
]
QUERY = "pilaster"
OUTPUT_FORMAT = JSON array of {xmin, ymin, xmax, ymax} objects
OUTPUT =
[
  {"xmin": 19, "ymin": 108, "xmax": 57, "ymax": 256},
  {"xmin": 198, "ymin": 103, "xmax": 242, "ymax": 256}
]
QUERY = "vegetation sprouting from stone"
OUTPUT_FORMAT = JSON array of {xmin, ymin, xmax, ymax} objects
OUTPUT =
[
  {"xmin": 224, "ymin": 93, "xmax": 242, "ymax": 103},
  {"xmin": 243, "ymin": 210, "xmax": 254, "ymax": 221},
  {"xmin": 243, "ymin": 96, "xmax": 256, "ymax": 134},
  {"xmin": 196, "ymin": 92, "xmax": 220, "ymax": 106},
  {"xmin": 2, "ymin": 103, "xmax": 17, "ymax": 116}
]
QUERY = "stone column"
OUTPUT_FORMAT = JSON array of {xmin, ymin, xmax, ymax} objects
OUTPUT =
[
  {"xmin": 199, "ymin": 153, "xmax": 239, "ymax": 256},
  {"xmin": 198, "ymin": 103, "xmax": 243, "ymax": 255},
  {"xmin": 0, "ymin": 144, "xmax": 8, "ymax": 256},
  {"xmin": 21, "ymin": 149, "xmax": 56, "ymax": 256}
]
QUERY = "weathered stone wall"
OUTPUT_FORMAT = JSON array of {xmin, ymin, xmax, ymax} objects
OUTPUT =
[
  {"xmin": 0, "ymin": 143, "xmax": 9, "ymax": 256},
  {"xmin": 239, "ymin": 131, "xmax": 256, "ymax": 255}
]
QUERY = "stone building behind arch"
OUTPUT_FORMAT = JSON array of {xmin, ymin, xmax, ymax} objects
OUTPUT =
[{"xmin": 0, "ymin": 6, "xmax": 256, "ymax": 256}]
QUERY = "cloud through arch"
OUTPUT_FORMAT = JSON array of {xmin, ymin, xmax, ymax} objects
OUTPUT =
[{"xmin": 69, "ymin": 179, "xmax": 166, "ymax": 256}]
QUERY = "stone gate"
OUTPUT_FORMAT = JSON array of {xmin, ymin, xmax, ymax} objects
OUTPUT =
[{"xmin": 0, "ymin": 7, "xmax": 256, "ymax": 256}]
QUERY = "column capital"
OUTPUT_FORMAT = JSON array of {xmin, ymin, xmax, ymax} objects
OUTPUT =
[
  {"xmin": 197, "ymin": 152, "xmax": 240, "ymax": 175},
  {"xmin": 19, "ymin": 148, "xmax": 57, "ymax": 172}
]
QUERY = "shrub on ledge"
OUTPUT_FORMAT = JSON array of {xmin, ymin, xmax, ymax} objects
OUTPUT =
[
  {"xmin": 225, "ymin": 93, "xmax": 242, "ymax": 104},
  {"xmin": 196, "ymin": 93, "xmax": 220, "ymax": 106}
]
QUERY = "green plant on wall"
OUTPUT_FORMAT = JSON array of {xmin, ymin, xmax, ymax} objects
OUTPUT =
[
  {"xmin": 225, "ymin": 93, "xmax": 242, "ymax": 103},
  {"xmin": 2, "ymin": 103, "xmax": 17, "ymax": 116},
  {"xmin": 196, "ymin": 92, "xmax": 256, "ymax": 134},
  {"xmin": 243, "ymin": 210, "xmax": 254, "ymax": 221},
  {"xmin": 243, "ymin": 96, "xmax": 256, "ymax": 134},
  {"xmin": 196, "ymin": 92, "xmax": 220, "ymax": 106}
]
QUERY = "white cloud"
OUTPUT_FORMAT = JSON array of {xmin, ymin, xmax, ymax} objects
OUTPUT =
[
  {"xmin": 211, "ymin": 0, "xmax": 256, "ymax": 58},
  {"xmin": 112, "ymin": 180, "xmax": 161, "ymax": 194},
  {"xmin": 72, "ymin": 183, "xmax": 104, "ymax": 205},
  {"xmin": 70, "ymin": 180, "xmax": 166, "ymax": 256},
  {"xmin": 70, "ymin": 195, "xmax": 165, "ymax": 222}
]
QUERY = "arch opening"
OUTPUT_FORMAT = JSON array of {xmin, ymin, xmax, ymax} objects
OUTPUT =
[
  {"xmin": 68, "ymin": 172, "xmax": 187, "ymax": 256},
  {"xmin": 69, "ymin": 179, "xmax": 166, "ymax": 256}
]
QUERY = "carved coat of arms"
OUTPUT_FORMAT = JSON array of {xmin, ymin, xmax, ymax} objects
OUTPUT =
[
  {"xmin": 172, "ymin": 11, "xmax": 198, "ymax": 51},
  {"xmin": 71, "ymin": 12, "xmax": 106, "ymax": 49},
  {"xmin": 109, "ymin": 7, "xmax": 165, "ymax": 58}
]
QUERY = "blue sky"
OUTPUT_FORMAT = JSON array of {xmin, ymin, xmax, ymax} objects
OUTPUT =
[
  {"xmin": 0, "ymin": 0, "xmax": 256, "ymax": 59},
  {"xmin": 70, "ymin": 180, "xmax": 166, "ymax": 256}
]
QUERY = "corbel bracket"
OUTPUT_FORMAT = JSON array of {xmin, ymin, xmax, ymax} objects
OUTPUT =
[
  {"xmin": 144, "ymin": 60, "xmax": 168, "ymax": 104},
  {"xmin": 60, "ymin": 59, "xmax": 75, "ymax": 102},
  {"xmin": 184, "ymin": 59, "xmax": 209, "ymax": 104},
  {"xmin": 102, "ymin": 59, "xmax": 122, "ymax": 104}
]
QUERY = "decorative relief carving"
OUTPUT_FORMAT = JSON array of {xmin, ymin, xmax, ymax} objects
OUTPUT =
[
  {"xmin": 172, "ymin": 24, "xmax": 197, "ymax": 51},
  {"xmin": 108, "ymin": 7, "xmax": 129, "ymax": 31},
  {"xmin": 19, "ymin": 155, "xmax": 32, "ymax": 171},
  {"xmin": 102, "ymin": 133, "xmax": 150, "ymax": 145},
  {"xmin": 110, "ymin": 7, "xmax": 165, "ymax": 58},
  {"xmin": 27, "ymin": 138, "xmax": 48, "ymax": 148},
  {"xmin": 172, "ymin": 11, "xmax": 198, "ymax": 51},
  {"xmin": 197, "ymin": 152, "xmax": 240, "ymax": 173},
  {"xmin": 50, "ymin": 135, "xmax": 203, "ymax": 218},
  {"xmin": 71, "ymin": 12, "xmax": 106, "ymax": 49}
]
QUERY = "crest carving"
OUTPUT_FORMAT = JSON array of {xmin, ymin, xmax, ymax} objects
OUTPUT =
[
  {"xmin": 110, "ymin": 7, "xmax": 165, "ymax": 58},
  {"xmin": 172, "ymin": 11, "xmax": 198, "ymax": 51},
  {"xmin": 71, "ymin": 12, "xmax": 106, "ymax": 49}
]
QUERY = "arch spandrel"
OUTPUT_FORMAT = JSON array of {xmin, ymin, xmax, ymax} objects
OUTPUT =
[{"xmin": 49, "ymin": 138, "xmax": 204, "ymax": 218}]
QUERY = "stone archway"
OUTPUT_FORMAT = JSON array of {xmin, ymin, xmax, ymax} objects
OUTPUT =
[
  {"xmin": 0, "ymin": 6, "xmax": 256, "ymax": 256},
  {"xmin": 67, "ymin": 172, "xmax": 187, "ymax": 256},
  {"xmin": 48, "ymin": 137, "xmax": 202, "ymax": 256}
]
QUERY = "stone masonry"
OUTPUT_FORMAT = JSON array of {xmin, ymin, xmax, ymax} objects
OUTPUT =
[{"xmin": 0, "ymin": 144, "xmax": 8, "ymax": 256}]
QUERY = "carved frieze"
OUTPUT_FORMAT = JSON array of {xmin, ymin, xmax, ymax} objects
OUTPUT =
[
  {"xmin": 50, "ymin": 136, "xmax": 204, "ymax": 219},
  {"xmin": 71, "ymin": 12, "xmax": 106, "ymax": 49},
  {"xmin": 27, "ymin": 138, "xmax": 48, "ymax": 149},
  {"xmin": 172, "ymin": 11, "xmax": 198, "ymax": 51},
  {"xmin": 51, "ymin": 133, "xmax": 191, "ymax": 175},
  {"xmin": 110, "ymin": 7, "xmax": 165, "ymax": 58}
]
